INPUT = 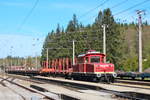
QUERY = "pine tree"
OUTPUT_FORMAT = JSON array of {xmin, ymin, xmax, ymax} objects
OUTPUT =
[
  {"xmin": 56, "ymin": 24, "xmax": 61, "ymax": 34},
  {"xmin": 41, "ymin": 9, "xmax": 124, "ymax": 70},
  {"xmin": 66, "ymin": 14, "xmax": 78, "ymax": 32},
  {"xmin": 101, "ymin": 8, "xmax": 123, "ymax": 69}
]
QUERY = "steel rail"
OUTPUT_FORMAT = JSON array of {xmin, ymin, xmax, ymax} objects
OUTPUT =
[
  {"xmin": 4, "ymin": 74, "xmax": 150, "ymax": 100},
  {"xmin": 0, "ymin": 76, "xmax": 55, "ymax": 100},
  {"xmin": 0, "ymin": 74, "xmax": 80, "ymax": 100},
  {"xmin": 30, "ymin": 76, "xmax": 150, "ymax": 100}
]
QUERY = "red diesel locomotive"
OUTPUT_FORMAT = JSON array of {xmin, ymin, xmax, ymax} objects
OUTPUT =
[
  {"xmin": 6, "ymin": 50, "xmax": 116, "ymax": 83},
  {"xmin": 40, "ymin": 50, "xmax": 116, "ymax": 82},
  {"xmin": 72, "ymin": 50, "xmax": 116, "ymax": 82}
]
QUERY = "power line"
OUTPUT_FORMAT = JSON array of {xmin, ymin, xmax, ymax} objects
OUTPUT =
[
  {"xmin": 114, "ymin": 0, "xmax": 150, "ymax": 16},
  {"xmin": 110, "ymin": 0, "xmax": 129, "ymax": 9},
  {"xmin": 81, "ymin": 0, "xmax": 150, "ymax": 24},
  {"xmin": 18, "ymin": 0, "xmax": 39, "ymax": 31},
  {"xmin": 46, "ymin": 39, "xmax": 102, "ymax": 43},
  {"xmin": 79, "ymin": 0, "xmax": 110, "ymax": 19},
  {"xmin": 80, "ymin": 0, "xmax": 130, "ymax": 23},
  {"xmin": 46, "ymin": 29, "xmax": 101, "ymax": 41}
]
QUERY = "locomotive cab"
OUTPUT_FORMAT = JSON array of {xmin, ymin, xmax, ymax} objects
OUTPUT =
[{"xmin": 72, "ymin": 50, "xmax": 116, "ymax": 82}]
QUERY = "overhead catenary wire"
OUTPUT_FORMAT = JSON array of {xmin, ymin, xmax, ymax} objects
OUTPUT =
[
  {"xmin": 46, "ymin": 0, "xmax": 149, "ymax": 53},
  {"xmin": 80, "ymin": 0, "xmax": 129, "ymax": 23},
  {"xmin": 45, "ymin": 29, "xmax": 102, "ymax": 41},
  {"xmin": 7, "ymin": 0, "xmax": 39, "ymax": 58},
  {"xmin": 65, "ymin": 29, "xmax": 101, "ymax": 34},
  {"xmin": 46, "ymin": 38, "xmax": 102, "ymax": 43},
  {"xmin": 46, "ymin": 0, "xmax": 150, "ymax": 46},
  {"xmin": 110, "ymin": 0, "xmax": 129, "ymax": 9},
  {"xmin": 45, "ymin": 47, "xmax": 102, "ymax": 50},
  {"xmin": 18, "ymin": 0, "xmax": 39, "ymax": 31},
  {"xmin": 114, "ymin": 0, "xmax": 150, "ymax": 16},
  {"xmin": 79, "ymin": 0, "xmax": 110, "ymax": 19},
  {"xmin": 81, "ymin": 0, "xmax": 150, "ymax": 24}
]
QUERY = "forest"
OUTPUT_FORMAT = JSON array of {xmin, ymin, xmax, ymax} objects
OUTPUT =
[{"xmin": 41, "ymin": 8, "xmax": 150, "ymax": 72}]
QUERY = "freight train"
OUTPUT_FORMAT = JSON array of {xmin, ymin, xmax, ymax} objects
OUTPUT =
[
  {"xmin": 117, "ymin": 71, "xmax": 150, "ymax": 80},
  {"xmin": 6, "ymin": 50, "xmax": 117, "ymax": 83}
]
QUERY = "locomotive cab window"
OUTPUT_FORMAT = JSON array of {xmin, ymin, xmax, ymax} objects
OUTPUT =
[{"xmin": 90, "ymin": 56, "xmax": 100, "ymax": 63}]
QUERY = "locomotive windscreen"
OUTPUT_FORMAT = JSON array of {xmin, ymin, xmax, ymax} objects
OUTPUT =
[{"xmin": 90, "ymin": 56, "xmax": 100, "ymax": 63}]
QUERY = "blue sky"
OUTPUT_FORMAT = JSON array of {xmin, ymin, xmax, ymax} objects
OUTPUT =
[{"xmin": 0, "ymin": 0, "xmax": 149, "ymax": 58}]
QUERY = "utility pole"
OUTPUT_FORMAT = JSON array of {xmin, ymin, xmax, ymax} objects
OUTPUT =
[
  {"xmin": 17, "ymin": 58, "xmax": 19, "ymax": 66},
  {"xmin": 2, "ymin": 58, "xmax": 5, "ymax": 67},
  {"xmin": 10, "ymin": 59, "xmax": 12, "ymax": 67},
  {"xmin": 6, "ymin": 58, "xmax": 8, "ymax": 67},
  {"xmin": 25, "ymin": 57, "xmax": 27, "ymax": 68},
  {"xmin": 36, "ymin": 54, "xmax": 38, "ymax": 69},
  {"xmin": 10, "ymin": 46, "xmax": 13, "ymax": 67},
  {"xmin": 3, "ymin": 59, "xmax": 5, "ymax": 74},
  {"xmin": 72, "ymin": 40, "xmax": 75, "ymax": 65},
  {"xmin": 102, "ymin": 24, "xmax": 107, "ymax": 63},
  {"xmin": 46, "ymin": 48, "xmax": 49, "ymax": 68},
  {"xmin": 137, "ymin": 10, "xmax": 144, "ymax": 73}
]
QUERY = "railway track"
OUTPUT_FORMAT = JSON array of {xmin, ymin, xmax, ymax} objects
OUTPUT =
[
  {"xmin": 0, "ymin": 74, "xmax": 81, "ymax": 100},
  {"xmin": 31, "ymin": 76, "xmax": 150, "ymax": 100},
  {"xmin": 0, "ymin": 74, "xmax": 116, "ymax": 100},
  {"xmin": 7, "ymin": 73, "xmax": 150, "ymax": 89},
  {"xmin": 115, "ymin": 79, "xmax": 150, "ymax": 88},
  {"xmin": 4, "ymin": 73, "xmax": 150, "ymax": 100},
  {"xmin": 0, "ymin": 75, "xmax": 59, "ymax": 100},
  {"xmin": 0, "ymin": 77, "xmax": 27, "ymax": 100},
  {"xmin": 116, "ymin": 77, "xmax": 150, "ymax": 82}
]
